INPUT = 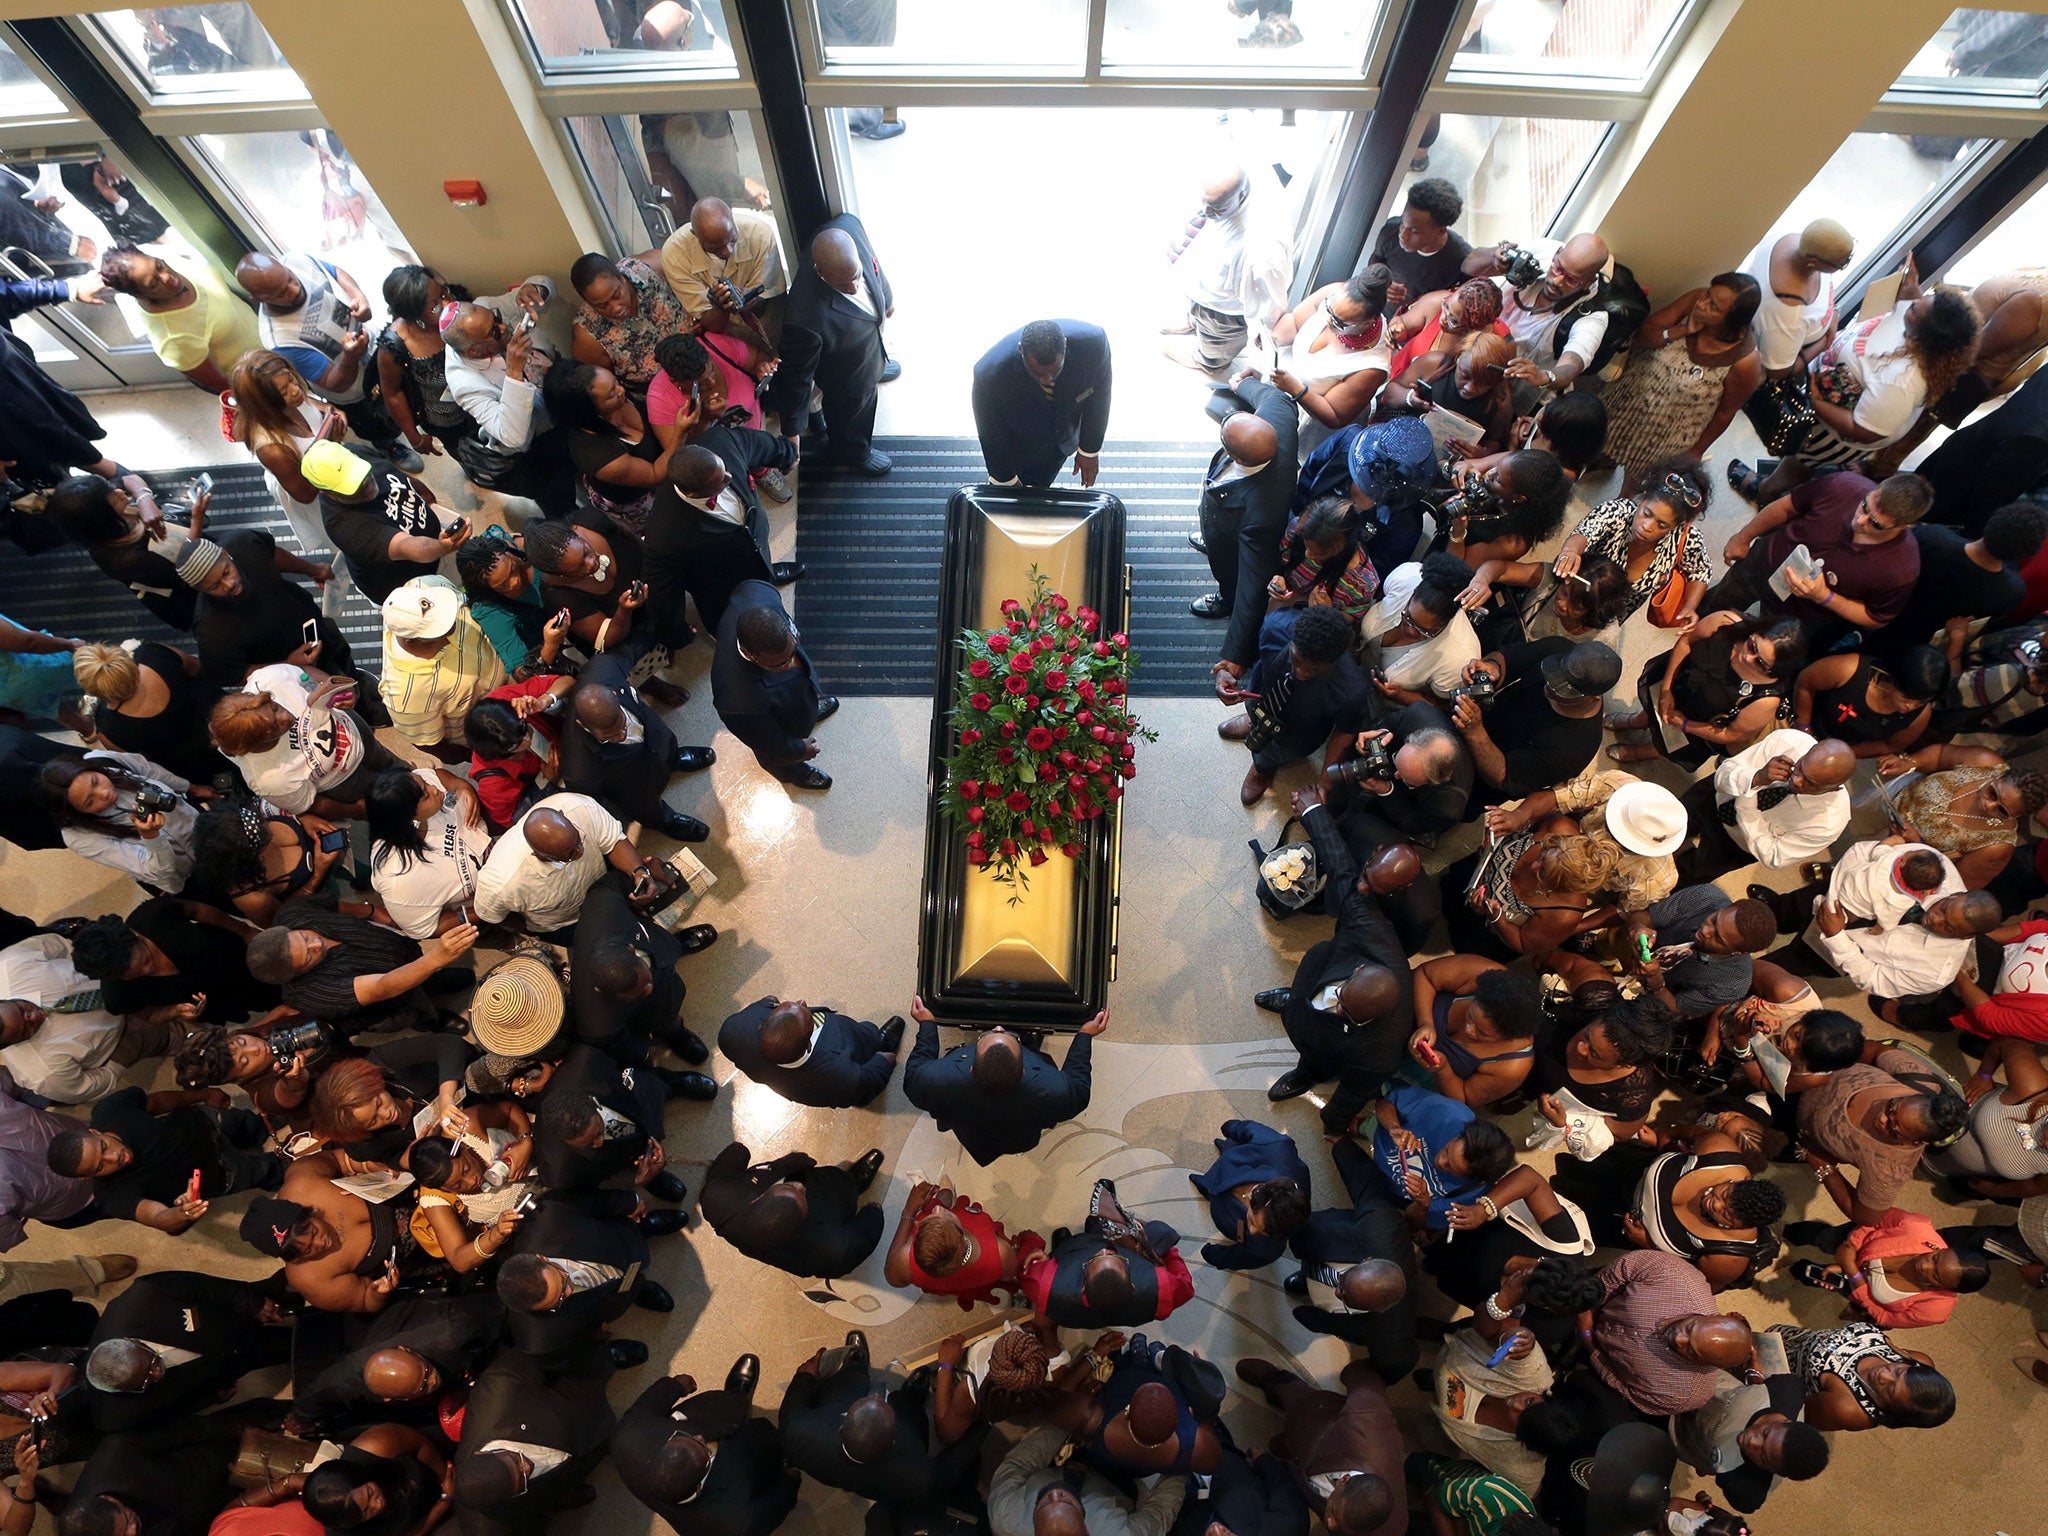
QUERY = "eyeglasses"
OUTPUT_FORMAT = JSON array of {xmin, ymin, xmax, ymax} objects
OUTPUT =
[
  {"xmin": 1657, "ymin": 472, "xmax": 1704, "ymax": 514},
  {"xmin": 1405, "ymin": 602, "xmax": 1447, "ymax": 639}
]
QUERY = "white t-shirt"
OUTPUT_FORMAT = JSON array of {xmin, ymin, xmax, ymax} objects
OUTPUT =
[
  {"xmin": 1746, "ymin": 240, "xmax": 1835, "ymax": 373},
  {"xmin": 1997, "ymin": 927, "xmax": 2048, "ymax": 997},
  {"xmin": 372, "ymin": 769, "xmax": 490, "ymax": 940},
  {"xmin": 1812, "ymin": 308, "xmax": 1926, "ymax": 442},
  {"xmin": 472, "ymin": 793, "xmax": 624, "ymax": 933},
  {"xmin": 234, "ymin": 664, "xmax": 367, "ymax": 813},
  {"xmin": 1358, "ymin": 561, "xmax": 1481, "ymax": 699},
  {"xmin": 1498, "ymin": 237, "xmax": 1608, "ymax": 369}
]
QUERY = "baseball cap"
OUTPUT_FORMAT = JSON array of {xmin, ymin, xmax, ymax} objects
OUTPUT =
[
  {"xmin": 382, "ymin": 580, "xmax": 461, "ymax": 642},
  {"xmin": 1606, "ymin": 780, "xmax": 1687, "ymax": 858},
  {"xmin": 240, "ymin": 1196, "xmax": 312, "ymax": 1258},
  {"xmin": 1542, "ymin": 641, "xmax": 1623, "ymax": 701},
  {"xmin": 1797, "ymin": 218, "xmax": 1855, "ymax": 267},
  {"xmin": 300, "ymin": 440, "xmax": 373, "ymax": 496}
]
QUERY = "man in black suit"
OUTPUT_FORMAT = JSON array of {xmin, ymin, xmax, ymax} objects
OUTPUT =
[
  {"xmin": 1257, "ymin": 788, "xmax": 1413, "ymax": 1131},
  {"xmin": 557, "ymin": 679, "xmax": 713, "ymax": 845},
  {"xmin": 288, "ymin": 1292, "xmax": 505, "ymax": 1435},
  {"xmin": 901, "ymin": 996, "xmax": 1103, "ymax": 1166},
  {"xmin": 645, "ymin": 430, "xmax": 801, "ymax": 645},
  {"xmin": 1192, "ymin": 378, "xmax": 1299, "ymax": 656},
  {"xmin": 785, "ymin": 213, "xmax": 896, "ymax": 476},
  {"xmin": 718, "ymin": 996, "xmax": 902, "ymax": 1108},
  {"xmin": 615, "ymin": 1356, "xmax": 800, "ymax": 1536},
  {"xmin": 569, "ymin": 878, "xmax": 716, "ymax": 1076},
  {"xmin": 1170, "ymin": 1445, "xmax": 1310, "ymax": 1536},
  {"xmin": 1018, "ymin": 1181, "xmax": 1196, "ymax": 1328},
  {"xmin": 700, "ymin": 1139, "xmax": 885, "ymax": 1279},
  {"xmin": 495, "ymin": 1193, "xmax": 673, "ymax": 1374},
  {"xmin": 711, "ymin": 579, "xmax": 837, "ymax": 790},
  {"xmin": 533, "ymin": 1042, "xmax": 692, "ymax": 1216},
  {"xmin": 1332, "ymin": 701, "xmax": 1472, "ymax": 853},
  {"xmin": 83, "ymin": 1270, "xmax": 294, "ymax": 1431},
  {"xmin": 60, "ymin": 1414, "xmax": 245, "ymax": 1536},
  {"xmin": 970, "ymin": 320, "xmax": 1112, "ymax": 488},
  {"xmin": 1283, "ymin": 1148, "xmax": 1419, "ymax": 1383},
  {"xmin": 451, "ymin": 1349, "xmax": 617, "ymax": 1536},
  {"xmin": 779, "ymin": 1336, "xmax": 983, "ymax": 1510}
]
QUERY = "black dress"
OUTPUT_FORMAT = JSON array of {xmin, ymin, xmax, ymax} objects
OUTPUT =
[
  {"xmin": 1635, "ymin": 625, "xmax": 1791, "ymax": 769},
  {"xmin": 1809, "ymin": 656, "xmax": 1922, "ymax": 747},
  {"xmin": 97, "ymin": 895, "xmax": 279, "ymax": 1025},
  {"xmin": 89, "ymin": 643, "xmax": 225, "ymax": 785}
]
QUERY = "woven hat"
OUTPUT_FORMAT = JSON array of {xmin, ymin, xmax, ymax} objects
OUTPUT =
[
  {"xmin": 1346, "ymin": 417, "xmax": 1439, "ymax": 505},
  {"xmin": 1606, "ymin": 779, "xmax": 1686, "ymax": 858},
  {"xmin": 174, "ymin": 537, "xmax": 226, "ymax": 587},
  {"xmin": 469, "ymin": 953, "xmax": 565, "ymax": 1057}
]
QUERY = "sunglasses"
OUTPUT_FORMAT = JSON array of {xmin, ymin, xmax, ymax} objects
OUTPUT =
[{"xmin": 1657, "ymin": 472, "xmax": 1704, "ymax": 513}]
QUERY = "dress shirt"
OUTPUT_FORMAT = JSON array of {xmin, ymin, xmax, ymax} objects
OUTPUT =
[
  {"xmin": 1826, "ymin": 840, "xmax": 1962, "ymax": 927},
  {"xmin": 0, "ymin": 1065, "xmax": 95, "ymax": 1245},
  {"xmin": 1806, "ymin": 841, "xmax": 1970, "ymax": 995},
  {"xmin": 988, "ymin": 1426, "xmax": 1185, "ymax": 1536},
  {"xmin": 659, "ymin": 210, "xmax": 787, "ymax": 318},
  {"xmin": 472, "ymin": 794, "xmax": 625, "ymax": 932},
  {"xmin": 0, "ymin": 935, "xmax": 126, "ymax": 1104},
  {"xmin": 679, "ymin": 487, "xmax": 748, "ymax": 527},
  {"xmin": 445, "ymin": 348, "xmax": 542, "ymax": 452},
  {"xmin": 477, "ymin": 1439, "xmax": 569, "ymax": 1476},
  {"xmin": 1588, "ymin": 1250, "xmax": 1723, "ymax": 1414},
  {"xmin": 1711, "ymin": 729, "xmax": 1850, "ymax": 867}
]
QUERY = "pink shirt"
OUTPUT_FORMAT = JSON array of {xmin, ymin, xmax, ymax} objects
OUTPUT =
[{"xmin": 645, "ymin": 334, "xmax": 760, "ymax": 431}]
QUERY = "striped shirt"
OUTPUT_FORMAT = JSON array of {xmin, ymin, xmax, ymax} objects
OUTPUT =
[
  {"xmin": 380, "ymin": 580, "xmax": 507, "ymax": 747},
  {"xmin": 1412, "ymin": 1456, "xmax": 1535, "ymax": 1536}
]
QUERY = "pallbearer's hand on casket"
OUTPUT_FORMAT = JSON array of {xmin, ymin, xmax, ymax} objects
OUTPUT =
[{"xmin": 1079, "ymin": 1011, "xmax": 1108, "ymax": 1036}]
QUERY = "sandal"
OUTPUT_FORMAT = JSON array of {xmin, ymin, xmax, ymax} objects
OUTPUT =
[
  {"xmin": 1727, "ymin": 459, "xmax": 1763, "ymax": 504},
  {"xmin": 1604, "ymin": 708, "xmax": 1650, "ymax": 733},
  {"xmin": 1606, "ymin": 742, "xmax": 1661, "ymax": 764}
]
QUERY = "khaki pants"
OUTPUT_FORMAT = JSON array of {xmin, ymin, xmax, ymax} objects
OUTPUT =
[{"xmin": 0, "ymin": 1254, "xmax": 111, "ymax": 1306}]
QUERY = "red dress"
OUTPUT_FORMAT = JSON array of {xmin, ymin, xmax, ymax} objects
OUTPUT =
[{"xmin": 906, "ymin": 1194, "xmax": 1043, "ymax": 1310}]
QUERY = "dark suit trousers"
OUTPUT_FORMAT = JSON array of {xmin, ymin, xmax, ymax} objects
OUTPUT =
[
  {"xmin": 1012, "ymin": 453, "xmax": 1068, "ymax": 490},
  {"xmin": 1675, "ymin": 776, "xmax": 1750, "ymax": 885},
  {"xmin": 1292, "ymin": 1141, "xmax": 1420, "ymax": 1381},
  {"xmin": 817, "ymin": 364, "xmax": 881, "ymax": 464},
  {"xmin": 1200, "ymin": 491, "xmax": 1246, "ymax": 608},
  {"xmin": 808, "ymin": 1165, "xmax": 887, "ymax": 1272}
]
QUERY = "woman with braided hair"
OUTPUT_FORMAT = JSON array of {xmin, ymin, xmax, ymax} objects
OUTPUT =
[{"xmin": 930, "ymin": 1318, "xmax": 1110, "ymax": 1444}]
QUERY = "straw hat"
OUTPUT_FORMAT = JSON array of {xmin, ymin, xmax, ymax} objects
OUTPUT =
[
  {"xmin": 469, "ymin": 953, "xmax": 565, "ymax": 1057},
  {"xmin": 1605, "ymin": 779, "xmax": 1686, "ymax": 858}
]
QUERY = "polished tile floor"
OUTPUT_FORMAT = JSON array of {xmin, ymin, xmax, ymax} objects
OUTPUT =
[{"xmin": 5, "ymin": 386, "xmax": 2043, "ymax": 1536}]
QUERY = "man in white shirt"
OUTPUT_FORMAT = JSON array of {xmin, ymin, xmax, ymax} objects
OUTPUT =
[
  {"xmin": 440, "ymin": 278, "xmax": 578, "ymax": 515},
  {"xmin": 1679, "ymin": 731, "xmax": 1854, "ymax": 882},
  {"xmin": 1765, "ymin": 839, "xmax": 2002, "ymax": 1000},
  {"xmin": 1163, "ymin": 163, "xmax": 1293, "ymax": 378},
  {"xmin": 1465, "ymin": 232, "xmax": 1612, "ymax": 393},
  {"xmin": 659, "ymin": 198, "xmax": 787, "ymax": 329},
  {"xmin": 0, "ymin": 934, "xmax": 155, "ymax": 1104},
  {"xmin": 472, "ymin": 793, "xmax": 663, "ymax": 942}
]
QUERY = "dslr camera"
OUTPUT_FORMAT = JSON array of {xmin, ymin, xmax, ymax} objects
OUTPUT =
[
  {"xmin": 1447, "ymin": 671, "xmax": 1497, "ymax": 707},
  {"xmin": 1427, "ymin": 472, "xmax": 1518, "ymax": 544},
  {"xmin": 132, "ymin": 782, "xmax": 179, "ymax": 817},
  {"xmin": 1497, "ymin": 244, "xmax": 1546, "ymax": 289},
  {"xmin": 270, "ymin": 1020, "xmax": 331, "ymax": 1069},
  {"xmin": 1330, "ymin": 735, "xmax": 1396, "ymax": 794},
  {"xmin": 710, "ymin": 277, "xmax": 765, "ymax": 313}
]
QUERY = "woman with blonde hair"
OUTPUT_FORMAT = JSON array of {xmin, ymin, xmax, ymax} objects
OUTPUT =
[
  {"xmin": 1441, "ymin": 816, "xmax": 1619, "ymax": 962},
  {"xmin": 72, "ymin": 639, "xmax": 223, "ymax": 784},
  {"xmin": 230, "ymin": 348, "xmax": 348, "ymax": 613}
]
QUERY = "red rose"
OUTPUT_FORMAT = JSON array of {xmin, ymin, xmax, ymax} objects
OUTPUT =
[
  {"xmin": 1039, "ymin": 763, "xmax": 1059, "ymax": 781},
  {"xmin": 966, "ymin": 829, "xmax": 984, "ymax": 847},
  {"xmin": 1031, "ymin": 638, "xmax": 1050, "ymax": 654},
  {"xmin": 1111, "ymin": 632, "xmax": 1128, "ymax": 646},
  {"xmin": 1118, "ymin": 761, "xmax": 1137, "ymax": 778},
  {"xmin": 1054, "ymin": 726, "xmax": 1070, "ymax": 741},
  {"xmin": 1092, "ymin": 641, "xmax": 1110, "ymax": 658},
  {"xmin": 959, "ymin": 780, "xmax": 980, "ymax": 799},
  {"xmin": 1076, "ymin": 680, "xmax": 1097, "ymax": 702},
  {"xmin": 1090, "ymin": 726, "xmax": 1109, "ymax": 742},
  {"xmin": 1000, "ymin": 839, "xmax": 1018, "ymax": 856},
  {"xmin": 972, "ymin": 850, "xmax": 990, "ymax": 866},
  {"xmin": 1060, "ymin": 841, "xmax": 1083, "ymax": 857},
  {"xmin": 1057, "ymin": 751, "xmax": 1078, "ymax": 768},
  {"xmin": 1107, "ymin": 786, "xmax": 1123, "ymax": 801},
  {"xmin": 1028, "ymin": 847, "xmax": 1049, "ymax": 866},
  {"xmin": 1044, "ymin": 670, "xmax": 1068, "ymax": 691},
  {"xmin": 965, "ymin": 805, "xmax": 985, "ymax": 822},
  {"xmin": 961, "ymin": 728, "xmax": 983, "ymax": 745},
  {"xmin": 1120, "ymin": 743, "xmax": 1136, "ymax": 759},
  {"xmin": 1065, "ymin": 636, "xmax": 1081, "ymax": 652},
  {"xmin": 1020, "ymin": 819, "xmax": 1035, "ymax": 835},
  {"xmin": 1024, "ymin": 696, "xmax": 1039, "ymax": 709},
  {"xmin": 1050, "ymin": 594, "xmax": 1069, "ymax": 612},
  {"xmin": 1077, "ymin": 709, "xmax": 1093, "ymax": 725},
  {"xmin": 1005, "ymin": 790, "xmax": 1030, "ymax": 812},
  {"xmin": 996, "ymin": 747, "xmax": 1016, "ymax": 765},
  {"xmin": 1004, "ymin": 676, "xmax": 1029, "ymax": 695},
  {"xmin": 1009, "ymin": 651, "xmax": 1033, "ymax": 673},
  {"xmin": 999, "ymin": 598, "xmax": 1022, "ymax": 615},
  {"xmin": 970, "ymin": 692, "xmax": 993, "ymax": 711},
  {"xmin": 1065, "ymin": 773, "xmax": 1084, "ymax": 792},
  {"xmin": 987, "ymin": 633, "xmax": 1011, "ymax": 654},
  {"xmin": 1103, "ymin": 678, "xmax": 1125, "ymax": 696},
  {"xmin": 1026, "ymin": 727, "xmax": 1055, "ymax": 751},
  {"xmin": 969, "ymin": 658, "xmax": 992, "ymax": 678}
]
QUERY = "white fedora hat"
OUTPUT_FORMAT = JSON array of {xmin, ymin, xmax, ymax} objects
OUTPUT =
[{"xmin": 1606, "ymin": 779, "xmax": 1686, "ymax": 858}]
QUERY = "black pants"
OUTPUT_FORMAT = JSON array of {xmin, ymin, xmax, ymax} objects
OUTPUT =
[
  {"xmin": 1675, "ymin": 776, "xmax": 1752, "ymax": 885},
  {"xmin": 209, "ymin": 1106, "xmax": 286, "ymax": 1194},
  {"xmin": 1291, "ymin": 1137, "xmax": 1420, "ymax": 1382}
]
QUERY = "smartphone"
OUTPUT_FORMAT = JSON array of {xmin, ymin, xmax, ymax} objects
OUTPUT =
[
  {"xmin": 192, "ymin": 472, "xmax": 213, "ymax": 499},
  {"xmin": 1414, "ymin": 1037, "xmax": 1443, "ymax": 1070},
  {"xmin": 301, "ymin": 617, "xmax": 320, "ymax": 651},
  {"xmin": 1484, "ymin": 1336, "xmax": 1517, "ymax": 1368},
  {"xmin": 318, "ymin": 828, "xmax": 349, "ymax": 854},
  {"xmin": 185, "ymin": 1168, "xmax": 203, "ymax": 1205}
]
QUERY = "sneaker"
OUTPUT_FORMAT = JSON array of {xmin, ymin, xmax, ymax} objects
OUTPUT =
[
  {"xmin": 757, "ymin": 467, "xmax": 794, "ymax": 503},
  {"xmin": 384, "ymin": 440, "xmax": 426, "ymax": 475}
]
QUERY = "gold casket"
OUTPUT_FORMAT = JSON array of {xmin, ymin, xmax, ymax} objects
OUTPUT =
[{"xmin": 915, "ymin": 487, "xmax": 1128, "ymax": 1032}]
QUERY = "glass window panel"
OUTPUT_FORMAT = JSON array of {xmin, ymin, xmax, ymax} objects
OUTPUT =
[
  {"xmin": 181, "ymin": 131, "xmax": 417, "ymax": 305},
  {"xmin": 1101, "ymin": 0, "xmax": 1381, "ymax": 71},
  {"xmin": 1452, "ymin": 0, "xmax": 1692, "ymax": 82},
  {"xmin": 1896, "ymin": 8, "xmax": 2048, "ymax": 98},
  {"xmin": 563, "ymin": 111, "xmax": 779, "ymax": 256},
  {"xmin": 1741, "ymin": 132, "xmax": 1993, "ymax": 279},
  {"xmin": 0, "ymin": 34, "xmax": 64, "ymax": 115},
  {"xmin": 813, "ymin": 0, "xmax": 1087, "ymax": 71},
  {"xmin": 1946, "ymin": 179, "xmax": 2048, "ymax": 286},
  {"xmin": 1392, "ymin": 112, "xmax": 1608, "ymax": 249},
  {"xmin": 509, "ymin": 0, "xmax": 738, "ymax": 77},
  {"xmin": 89, "ymin": 6, "xmax": 303, "ymax": 97}
]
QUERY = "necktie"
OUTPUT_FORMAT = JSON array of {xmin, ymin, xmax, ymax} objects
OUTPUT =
[
  {"xmin": 1898, "ymin": 903, "xmax": 1925, "ymax": 927},
  {"xmin": 1715, "ymin": 798, "xmax": 1741, "ymax": 828},
  {"xmin": 1167, "ymin": 206, "xmax": 1207, "ymax": 264},
  {"xmin": 1754, "ymin": 785, "xmax": 1791, "ymax": 812},
  {"xmin": 49, "ymin": 987, "xmax": 103, "ymax": 1013}
]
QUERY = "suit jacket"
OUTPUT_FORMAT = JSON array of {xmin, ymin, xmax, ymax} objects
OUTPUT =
[
  {"xmin": 68, "ymin": 1415, "xmax": 245, "ymax": 1536},
  {"xmin": 643, "ymin": 423, "xmax": 788, "ymax": 644},
  {"xmin": 1192, "ymin": 1119, "xmax": 1311, "ymax": 1270},
  {"xmin": 712, "ymin": 580, "xmax": 823, "ymax": 766},
  {"xmin": 615, "ymin": 1376, "xmax": 798, "ymax": 1536},
  {"xmin": 535, "ymin": 1043, "xmax": 666, "ymax": 1192},
  {"xmin": 699, "ymin": 1142, "xmax": 877, "ymax": 1278},
  {"xmin": 780, "ymin": 1362, "xmax": 980, "ymax": 1509},
  {"xmin": 970, "ymin": 322, "xmax": 1112, "ymax": 485},
  {"xmin": 901, "ymin": 1021, "xmax": 1092, "ymax": 1166},
  {"xmin": 569, "ymin": 878, "xmax": 686, "ymax": 1061},
  {"xmin": 1282, "ymin": 808, "xmax": 1413, "ymax": 1085},
  {"xmin": 293, "ymin": 1292, "xmax": 506, "ymax": 1431},
  {"xmin": 501, "ymin": 1196, "xmax": 650, "ymax": 1370},
  {"xmin": 784, "ymin": 213, "xmax": 893, "ymax": 438},
  {"xmin": 717, "ymin": 998, "xmax": 892, "ymax": 1108},
  {"xmin": 1283, "ymin": 1139, "xmax": 1420, "ymax": 1381},
  {"xmin": 557, "ymin": 681, "xmax": 680, "ymax": 827},
  {"xmin": 1170, "ymin": 1447, "xmax": 1309, "ymax": 1536},
  {"xmin": 1211, "ymin": 377, "xmax": 1302, "ymax": 667},
  {"xmin": 87, "ymin": 1271, "xmax": 286, "ymax": 1432},
  {"xmin": 453, "ymin": 1349, "xmax": 617, "ymax": 1536}
]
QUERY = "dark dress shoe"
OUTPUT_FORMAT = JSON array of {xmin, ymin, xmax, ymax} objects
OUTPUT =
[
  {"xmin": 673, "ymin": 923, "xmax": 718, "ymax": 955},
  {"xmin": 656, "ymin": 811, "xmax": 711, "ymax": 843},
  {"xmin": 656, "ymin": 1068, "xmax": 718, "ymax": 1101},
  {"xmin": 672, "ymin": 746, "xmax": 716, "ymax": 773},
  {"xmin": 1187, "ymin": 531, "xmax": 1208, "ymax": 554},
  {"xmin": 784, "ymin": 765, "xmax": 833, "ymax": 789},
  {"xmin": 608, "ymin": 1339, "xmax": 650, "ymax": 1368},
  {"xmin": 851, "ymin": 1148, "xmax": 885, "ymax": 1192},
  {"xmin": 851, "ymin": 449, "xmax": 893, "ymax": 476},
  {"xmin": 640, "ymin": 1208, "xmax": 689, "ymax": 1238},
  {"xmin": 1050, "ymin": 1227, "xmax": 1072, "ymax": 1248},
  {"xmin": 646, "ymin": 1170, "xmax": 690, "ymax": 1203},
  {"xmin": 1282, "ymin": 1270, "xmax": 1308, "ymax": 1297},
  {"xmin": 879, "ymin": 1016, "xmax": 906, "ymax": 1054},
  {"xmin": 844, "ymin": 1329, "xmax": 870, "ymax": 1364},
  {"xmin": 634, "ymin": 1279, "xmax": 676, "ymax": 1312},
  {"xmin": 1267, "ymin": 1066, "xmax": 1322, "ymax": 1102},
  {"xmin": 879, "ymin": 358, "xmax": 902, "ymax": 382},
  {"xmin": 665, "ymin": 1028, "xmax": 711, "ymax": 1065},
  {"xmin": 815, "ymin": 695, "xmax": 841, "ymax": 722},
  {"xmin": 1254, "ymin": 987, "xmax": 1292, "ymax": 1014},
  {"xmin": 770, "ymin": 561, "xmax": 806, "ymax": 585},
  {"xmin": 726, "ymin": 1353, "xmax": 761, "ymax": 1398},
  {"xmin": 1189, "ymin": 592, "xmax": 1228, "ymax": 619}
]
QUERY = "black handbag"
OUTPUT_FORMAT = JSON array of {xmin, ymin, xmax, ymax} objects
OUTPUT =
[
  {"xmin": 1740, "ymin": 375, "xmax": 1818, "ymax": 456},
  {"xmin": 1249, "ymin": 815, "xmax": 1326, "ymax": 919}
]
